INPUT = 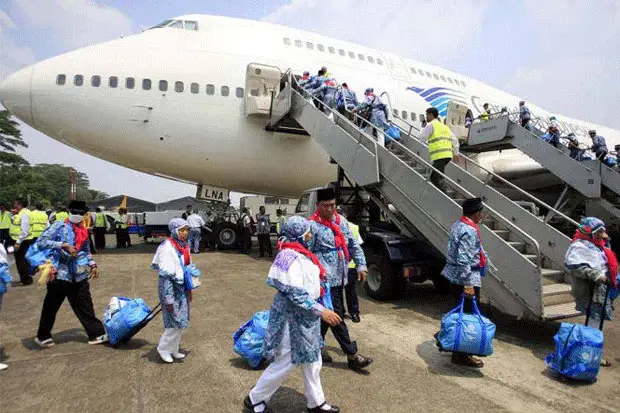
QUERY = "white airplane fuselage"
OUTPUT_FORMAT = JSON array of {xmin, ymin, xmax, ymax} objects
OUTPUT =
[{"xmin": 1, "ymin": 14, "xmax": 619, "ymax": 197}]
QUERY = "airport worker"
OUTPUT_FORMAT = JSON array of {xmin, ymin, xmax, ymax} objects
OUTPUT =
[
  {"xmin": 588, "ymin": 130, "xmax": 608, "ymax": 162},
  {"xmin": 0, "ymin": 242, "xmax": 13, "ymax": 371},
  {"xmin": 321, "ymin": 66, "xmax": 331, "ymax": 78},
  {"xmin": 152, "ymin": 218, "xmax": 195, "ymax": 363},
  {"xmin": 564, "ymin": 217, "xmax": 617, "ymax": 367},
  {"xmin": 276, "ymin": 209, "xmax": 287, "ymax": 237},
  {"xmin": 479, "ymin": 103, "xmax": 490, "ymax": 121},
  {"xmin": 10, "ymin": 198, "xmax": 33, "ymax": 285},
  {"xmin": 309, "ymin": 187, "xmax": 373, "ymax": 371},
  {"xmin": 519, "ymin": 101, "xmax": 531, "ymax": 130},
  {"xmin": 53, "ymin": 206, "xmax": 69, "ymax": 224},
  {"xmin": 93, "ymin": 207, "xmax": 109, "ymax": 250},
  {"xmin": 439, "ymin": 197, "xmax": 488, "ymax": 368},
  {"xmin": 30, "ymin": 204, "xmax": 49, "ymax": 245},
  {"xmin": 0, "ymin": 204, "xmax": 12, "ymax": 247},
  {"xmin": 540, "ymin": 125, "xmax": 561, "ymax": 148},
  {"xmin": 115, "ymin": 207, "xmax": 130, "ymax": 248},
  {"xmin": 353, "ymin": 88, "xmax": 389, "ymax": 143},
  {"xmin": 244, "ymin": 216, "xmax": 341, "ymax": 413},
  {"xmin": 34, "ymin": 200, "xmax": 108, "ymax": 348},
  {"xmin": 239, "ymin": 207, "xmax": 252, "ymax": 254},
  {"xmin": 341, "ymin": 210, "xmax": 363, "ymax": 323},
  {"xmin": 83, "ymin": 207, "xmax": 96, "ymax": 254},
  {"xmin": 187, "ymin": 211, "xmax": 206, "ymax": 254},
  {"xmin": 419, "ymin": 107, "xmax": 460, "ymax": 193},
  {"xmin": 182, "ymin": 204, "xmax": 193, "ymax": 220},
  {"xmin": 256, "ymin": 206, "xmax": 273, "ymax": 258},
  {"xmin": 336, "ymin": 83, "xmax": 358, "ymax": 120}
]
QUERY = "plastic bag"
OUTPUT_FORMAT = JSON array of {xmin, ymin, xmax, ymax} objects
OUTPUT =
[
  {"xmin": 37, "ymin": 260, "xmax": 56, "ymax": 285},
  {"xmin": 233, "ymin": 310, "xmax": 270, "ymax": 369},
  {"xmin": 545, "ymin": 322, "xmax": 604, "ymax": 382},
  {"xmin": 384, "ymin": 123, "xmax": 401, "ymax": 143},
  {"xmin": 104, "ymin": 296, "xmax": 152, "ymax": 345}
]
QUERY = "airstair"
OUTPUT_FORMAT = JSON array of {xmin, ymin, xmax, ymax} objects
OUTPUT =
[{"xmin": 265, "ymin": 68, "xmax": 581, "ymax": 321}]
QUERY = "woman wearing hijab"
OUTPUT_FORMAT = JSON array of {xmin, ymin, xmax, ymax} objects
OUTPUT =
[
  {"xmin": 34, "ymin": 200, "xmax": 107, "ymax": 348},
  {"xmin": 244, "ymin": 216, "xmax": 341, "ymax": 413},
  {"xmin": 565, "ymin": 217, "xmax": 618, "ymax": 367},
  {"xmin": 152, "ymin": 218, "xmax": 194, "ymax": 363}
]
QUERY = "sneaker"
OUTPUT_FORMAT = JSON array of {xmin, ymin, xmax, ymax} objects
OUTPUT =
[
  {"xmin": 88, "ymin": 334, "xmax": 108, "ymax": 345},
  {"xmin": 158, "ymin": 350, "xmax": 174, "ymax": 364},
  {"xmin": 0, "ymin": 363, "xmax": 7, "ymax": 371},
  {"xmin": 172, "ymin": 352, "xmax": 186, "ymax": 360},
  {"xmin": 34, "ymin": 337, "xmax": 55, "ymax": 348}
]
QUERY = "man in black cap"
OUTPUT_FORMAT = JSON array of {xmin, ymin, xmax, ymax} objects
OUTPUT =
[
  {"xmin": 438, "ymin": 197, "xmax": 487, "ymax": 368},
  {"xmin": 309, "ymin": 187, "xmax": 373, "ymax": 371},
  {"xmin": 33, "ymin": 200, "xmax": 107, "ymax": 348}
]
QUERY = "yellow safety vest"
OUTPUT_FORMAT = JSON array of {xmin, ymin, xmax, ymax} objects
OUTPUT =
[
  {"xmin": 29, "ymin": 210, "xmax": 48, "ymax": 238},
  {"xmin": 276, "ymin": 216, "xmax": 287, "ymax": 234},
  {"xmin": 116, "ymin": 214, "xmax": 127, "ymax": 229},
  {"xmin": 0, "ymin": 211, "xmax": 11, "ymax": 230},
  {"xmin": 348, "ymin": 223, "xmax": 361, "ymax": 269},
  {"xmin": 428, "ymin": 119, "xmax": 454, "ymax": 162},
  {"xmin": 95, "ymin": 212, "xmax": 106, "ymax": 227},
  {"xmin": 9, "ymin": 208, "xmax": 31, "ymax": 241},
  {"xmin": 55, "ymin": 211, "xmax": 69, "ymax": 222},
  {"xmin": 480, "ymin": 110, "xmax": 489, "ymax": 121}
]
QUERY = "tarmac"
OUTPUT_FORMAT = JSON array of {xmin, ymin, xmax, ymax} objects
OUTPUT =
[{"xmin": 0, "ymin": 234, "xmax": 618, "ymax": 413}]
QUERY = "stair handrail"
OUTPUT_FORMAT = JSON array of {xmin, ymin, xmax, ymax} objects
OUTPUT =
[{"xmin": 376, "ymin": 95, "xmax": 580, "ymax": 230}]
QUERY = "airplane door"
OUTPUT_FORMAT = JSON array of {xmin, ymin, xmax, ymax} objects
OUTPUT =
[{"xmin": 380, "ymin": 52, "xmax": 411, "ymax": 81}]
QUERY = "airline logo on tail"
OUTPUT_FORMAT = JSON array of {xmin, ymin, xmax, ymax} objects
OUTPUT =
[{"xmin": 406, "ymin": 86, "xmax": 466, "ymax": 117}]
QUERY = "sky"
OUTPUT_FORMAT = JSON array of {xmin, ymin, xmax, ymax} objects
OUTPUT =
[{"xmin": 1, "ymin": 0, "xmax": 619, "ymax": 204}]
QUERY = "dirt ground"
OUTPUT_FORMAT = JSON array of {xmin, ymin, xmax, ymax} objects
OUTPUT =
[{"xmin": 0, "ymin": 235, "xmax": 618, "ymax": 413}]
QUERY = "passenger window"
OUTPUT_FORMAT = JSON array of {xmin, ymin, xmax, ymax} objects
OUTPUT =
[
  {"xmin": 410, "ymin": 67, "xmax": 416, "ymax": 74},
  {"xmin": 328, "ymin": 46, "xmax": 335, "ymax": 54},
  {"xmin": 91, "ymin": 75, "xmax": 101, "ymax": 87},
  {"xmin": 420, "ymin": 114, "xmax": 426, "ymax": 122},
  {"xmin": 418, "ymin": 69, "xmax": 425, "ymax": 75},
  {"xmin": 190, "ymin": 83, "xmax": 199, "ymax": 94},
  {"xmin": 295, "ymin": 193, "xmax": 310, "ymax": 213},
  {"xmin": 142, "ymin": 79, "xmax": 152, "ymax": 90},
  {"xmin": 402, "ymin": 111, "xmax": 407, "ymax": 119},
  {"xmin": 236, "ymin": 87, "xmax": 244, "ymax": 98},
  {"xmin": 348, "ymin": 51, "xmax": 355, "ymax": 59},
  {"xmin": 433, "ymin": 73, "xmax": 439, "ymax": 80},
  {"xmin": 184, "ymin": 21, "xmax": 198, "ymax": 31},
  {"xmin": 126, "ymin": 77, "xmax": 135, "ymax": 89},
  {"xmin": 109, "ymin": 76, "xmax": 118, "ymax": 88},
  {"xmin": 306, "ymin": 42, "xmax": 314, "ymax": 50},
  {"xmin": 206, "ymin": 84, "xmax": 215, "ymax": 95},
  {"xmin": 368, "ymin": 56, "xmax": 374, "ymax": 63},
  {"xmin": 358, "ymin": 54, "xmax": 365, "ymax": 61},
  {"xmin": 174, "ymin": 81, "xmax": 184, "ymax": 93},
  {"xmin": 250, "ymin": 88, "xmax": 259, "ymax": 97},
  {"xmin": 392, "ymin": 109, "xmax": 398, "ymax": 116},
  {"xmin": 283, "ymin": 38, "xmax": 291, "ymax": 46},
  {"xmin": 377, "ymin": 58, "xmax": 383, "ymax": 65},
  {"xmin": 461, "ymin": 81, "xmax": 467, "ymax": 87},
  {"xmin": 411, "ymin": 112, "xmax": 415, "ymax": 120},
  {"xmin": 317, "ymin": 44, "xmax": 325, "ymax": 52},
  {"xmin": 74, "ymin": 75, "xmax": 84, "ymax": 86},
  {"xmin": 338, "ymin": 49, "xmax": 345, "ymax": 56},
  {"xmin": 295, "ymin": 39, "xmax": 302, "ymax": 47},
  {"xmin": 169, "ymin": 21, "xmax": 183, "ymax": 29},
  {"xmin": 440, "ymin": 75, "xmax": 446, "ymax": 82},
  {"xmin": 56, "ymin": 74, "xmax": 66, "ymax": 85},
  {"xmin": 447, "ymin": 77, "xmax": 454, "ymax": 84},
  {"xmin": 425, "ymin": 71, "xmax": 432, "ymax": 78},
  {"xmin": 159, "ymin": 80, "xmax": 168, "ymax": 91},
  {"xmin": 221, "ymin": 86, "xmax": 229, "ymax": 96}
]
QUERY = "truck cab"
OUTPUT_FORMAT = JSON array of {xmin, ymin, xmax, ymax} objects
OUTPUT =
[{"xmin": 295, "ymin": 187, "xmax": 448, "ymax": 300}]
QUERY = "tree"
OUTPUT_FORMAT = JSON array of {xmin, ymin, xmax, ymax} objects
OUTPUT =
[{"xmin": 0, "ymin": 110, "xmax": 27, "ymax": 152}]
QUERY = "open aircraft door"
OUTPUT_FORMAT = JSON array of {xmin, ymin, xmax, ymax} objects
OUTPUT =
[
  {"xmin": 245, "ymin": 63, "xmax": 281, "ymax": 117},
  {"xmin": 445, "ymin": 101, "xmax": 470, "ymax": 143}
]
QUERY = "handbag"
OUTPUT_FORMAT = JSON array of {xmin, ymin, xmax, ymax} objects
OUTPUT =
[{"xmin": 438, "ymin": 294, "xmax": 495, "ymax": 356}]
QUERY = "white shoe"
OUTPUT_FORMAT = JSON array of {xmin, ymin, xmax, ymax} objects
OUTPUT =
[
  {"xmin": 158, "ymin": 350, "xmax": 174, "ymax": 364},
  {"xmin": 0, "ymin": 363, "xmax": 7, "ymax": 371},
  {"xmin": 88, "ymin": 334, "xmax": 108, "ymax": 345},
  {"xmin": 172, "ymin": 352, "xmax": 186, "ymax": 360},
  {"xmin": 34, "ymin": 337, "xmax": 56, "ymax": 348}
]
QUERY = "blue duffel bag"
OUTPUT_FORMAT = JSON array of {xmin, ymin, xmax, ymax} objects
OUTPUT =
[
  {"xmin": 384, "ymin": 123, "xmax": 401, "ymax": 143},
  {"xmin": 233, "ymin": 310, "xmax": 270, "ymax": 369},
  {"xmin": 438, "ymin": 294, "xmax": 495, "ymax": 356},
  {"xmin": 545, "ymin": 323, "xmax": 604, "ymax": 382},
  {"xmin": 104, "ymin": 296, "xmax": 152, "ymax": 345}
]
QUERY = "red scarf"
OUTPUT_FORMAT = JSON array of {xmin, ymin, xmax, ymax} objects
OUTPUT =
[
  {"xmin": 168, "ymin": 237, "xmax": 190, "ymax": 266},
  {"xmin": 278, "ymin": 241, "xmax": 327, "ymax": 297},
  {"xmin": 309, "ymin": 211, "xmax": 350, "ymax": 262},
  {"xmin": 572, "ymin": 231, "xmax": 618, "ymax": 287},
  {"xmin": 68, "ymin": 219, "xmax": 89, "ymax": 252},
  {"xmin": 459, "ymin": 216, "xmax": 487, "ymax": 269}
]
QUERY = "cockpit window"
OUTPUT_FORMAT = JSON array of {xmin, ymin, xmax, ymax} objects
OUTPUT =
[
  {"xmin": 184, "ymin": 21, "xmax": 198, "ymax": 31},
  {"xmin": 151, "ymin": 19, "xmax": 173, "ymax": 29},
  {"xmin": 169, "ymin": 20, "xmax": 184, "ymax": 29}
]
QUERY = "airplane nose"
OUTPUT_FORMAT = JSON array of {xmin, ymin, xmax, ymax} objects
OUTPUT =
[{"xmin": 0, "ymin": 66, "xmax": 34, "ymax": 125}]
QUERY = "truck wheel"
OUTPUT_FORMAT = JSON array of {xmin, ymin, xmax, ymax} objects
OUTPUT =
[
  {"xmin": 364, "ymin": 254, "xmax": 397, "ymax": 301},
  {"xmin": 216, "ymin": 222, "xmax": 238, "ymax": 250}
]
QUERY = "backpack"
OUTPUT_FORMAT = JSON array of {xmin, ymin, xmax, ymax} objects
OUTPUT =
[{"xmin": 545, "ymin": 287, "xmax": 609, "ymax": 382}]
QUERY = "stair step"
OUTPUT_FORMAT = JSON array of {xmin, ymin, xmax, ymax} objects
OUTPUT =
[
  {"xmin": 541, "ymin": 268, "xmax": 564, "ymax": 283},
  {"xmin": 543, "ymin": 283, "xmax": 572, "ymax": 296},
  {"xmin": 453, "ymin": 198, "xmax": 465, "ymax": 205},
  {"xmin": 492, "ymin": 229, "xmax": 510, "ymax": 240},
  {"xmin": 544, "ymin": 302, "xmax": 581, "ymax": 321},
  {"xmin": 523, "ymin": 253, "xmax": 539, "ymax": 264},
  {"xmin": 507, "ymin": 241, "xmax": 526, "ymax": 253},
  {"xmin": 542, "ymin": 283, "xmax": 574, "ymax": 306}
]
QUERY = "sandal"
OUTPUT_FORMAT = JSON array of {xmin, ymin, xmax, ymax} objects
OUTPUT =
[
  {"xmin": 244, "ymin": 395, "xmax": 273, "ymax": 413},
  {"xmin": 600, "ymin": 358, "xmax": 612, "ymax": 367},
  {"xmin": 451, "ymin": 354, "xmax": 484, "ymax": 368}
]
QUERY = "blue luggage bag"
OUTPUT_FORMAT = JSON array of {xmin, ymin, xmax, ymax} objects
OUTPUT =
[
  {"xmin": 104, "ymin": 296, "xmax": 160, "ymax": 345},
  {"xmin": 233, "ymin": 310, "xmax": 270, "ymax": 369},
  {"xmin": 545, "ymin": 287, "xmax": 609, "ymax": 382},
  {"xmin": 384, "ymin": 123, "xmax": 401, "ymax": 144},
  {"xmin": 438, "ymin": 294, "xmax": 495, "ymax": 356}
]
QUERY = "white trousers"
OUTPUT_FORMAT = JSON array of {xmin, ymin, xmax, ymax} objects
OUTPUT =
[
  {"xmin": 158, "ymin": 328, "xmax": 182, "ymax": 355},
  {"xmin": 249, "ymin": 324, "xmax": 325, "ymax": 410}
]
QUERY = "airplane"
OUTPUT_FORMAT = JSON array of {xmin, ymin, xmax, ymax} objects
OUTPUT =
[{"xmin": 1, "ymin": 14, "xmax": 618, "ymax": 200}]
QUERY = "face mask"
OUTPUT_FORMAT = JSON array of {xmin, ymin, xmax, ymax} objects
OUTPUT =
[{"xmin": 69, "ymin": 214, "xmax": 84, "ymax": 224}]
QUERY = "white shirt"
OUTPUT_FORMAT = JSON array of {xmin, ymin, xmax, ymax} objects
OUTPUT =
[
  {"xmin": 241, "ymin": 214, "xmax": 251, "ymax": 227},
  {"xmin": 186, "ymin": 213, "xmax": 205, "ymax": 228},
  {"xmin": 419, "ymin": 120, "xmax": 460, "ymax": 155},
  {"xmin": 18, "ymin": 211, "xmax": 30, "ymax": 244}
]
